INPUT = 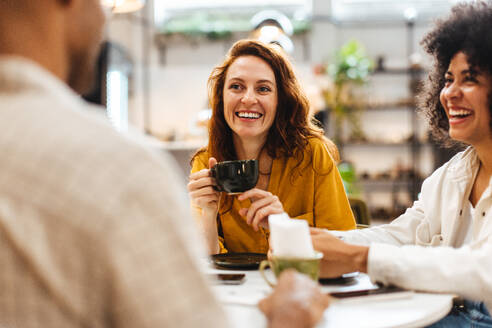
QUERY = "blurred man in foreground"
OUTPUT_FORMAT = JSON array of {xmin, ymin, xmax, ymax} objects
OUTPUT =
[{"xmin": 0, "ymin": 0, "xmax": 328, "ymax": 327}]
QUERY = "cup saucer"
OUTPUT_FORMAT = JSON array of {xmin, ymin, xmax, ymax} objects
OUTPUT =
[{"xmin": 211, "ymin": 252, "xmax": 267, "ymax": 270}]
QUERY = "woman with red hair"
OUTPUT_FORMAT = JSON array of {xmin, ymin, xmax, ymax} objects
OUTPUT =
[{"xmin": 188, "ymin": 39, "xmax": 355, "ymax": 254}]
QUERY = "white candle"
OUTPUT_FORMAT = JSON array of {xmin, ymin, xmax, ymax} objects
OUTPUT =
[{"xmin": 268, "ymin": 213, "xmax": 315, "ymax": 258}]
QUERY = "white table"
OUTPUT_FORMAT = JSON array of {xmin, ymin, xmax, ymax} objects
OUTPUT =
[{"xmin": 207, "ymin": 267, "xmax": 454, "ymax": 328}]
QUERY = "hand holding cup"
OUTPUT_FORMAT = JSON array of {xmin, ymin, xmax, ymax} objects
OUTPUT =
[{"xmin": 187, "ymin": 157, "xmax": 220, "ymax": 215}]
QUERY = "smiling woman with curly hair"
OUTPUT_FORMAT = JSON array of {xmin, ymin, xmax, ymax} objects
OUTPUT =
[
  {"xmin": 419, "ymin": 1, "xmax": 492, "ymax": 148},
  {"xmin": 308, "ymin": 3, "xmax": 492, "ymax": 327}
]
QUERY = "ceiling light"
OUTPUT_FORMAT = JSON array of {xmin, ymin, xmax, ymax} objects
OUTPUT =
[{"xmin": 404, "ymin": 7, "xmax": 418, "ymax": 22}]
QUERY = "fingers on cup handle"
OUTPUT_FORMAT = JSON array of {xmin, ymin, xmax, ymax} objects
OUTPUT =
[
  {"xmin": 189, "ymin": 168, "xmax": 210, "ymax": 181},
  {"xmin": 208, "ymin": 157, "xmax": 217, "ymax": 169}
]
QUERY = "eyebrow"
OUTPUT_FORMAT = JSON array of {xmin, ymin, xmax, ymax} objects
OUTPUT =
[
  {"xmin": 445, "ymin": 69, "xmax": 479, "ymax": 76},
  {"xmin": 257, "ymin": 79, "xmax": 275, "ymax": 84},
  {"xmin": 227, "ymin": 77, "xmax": 275, "ymax": 86}
]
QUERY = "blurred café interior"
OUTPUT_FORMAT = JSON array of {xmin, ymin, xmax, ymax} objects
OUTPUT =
[{"xmin": 97, "ymin": 0, "xmax": 465, "ymax": 225}]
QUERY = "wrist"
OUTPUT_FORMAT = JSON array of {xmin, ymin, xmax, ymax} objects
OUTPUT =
[
  {"xmin": 351, "ymin": 245, "xmax": 369, "ymax": 273},
  {"xmin": 203, "ymin": 207, "xmax": 218, "ymax": 218},
  {"xmin": 269, "ymin": 312, "xmax": 308, "ymax": 328}
]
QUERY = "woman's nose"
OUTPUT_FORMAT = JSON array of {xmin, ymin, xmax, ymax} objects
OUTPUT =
[
  {"xmin": 443, "ymin": 82, "xmax": 462, "ymax": 99},
  {"xmin": 241, "ymin": 88, "xmax": 257, "ymax": 105}
]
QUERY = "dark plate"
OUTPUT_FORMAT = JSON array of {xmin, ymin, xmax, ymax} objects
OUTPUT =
[{"xmin": 211, "ymin": 252, "xmax": 267, "ymax": 270}]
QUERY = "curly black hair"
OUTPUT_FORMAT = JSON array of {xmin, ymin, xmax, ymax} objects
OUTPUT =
[{"xmin": 418, "ymin": 1, "xmax": 492, "ymax": 147}]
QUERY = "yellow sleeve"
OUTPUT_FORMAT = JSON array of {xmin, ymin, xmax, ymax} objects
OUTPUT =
[
  {"xmin": 311, "ymin": 140, "xmax": 356, "ymax": 230},
  {"xmin": 190, "ymin": 152, "xmax": 208, "ymax": 173},
  {"xmin": 190, "ymin": 151, "xmax": 229, "ymax": 254}
]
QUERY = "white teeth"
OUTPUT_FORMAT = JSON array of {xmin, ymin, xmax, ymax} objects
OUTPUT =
[
  {"xmin": 449, "ymin": 109, "xmax": 472, "ymax": 117},
  {"xmin": 237, "ymin": 112, "xmax": 261, "ymax": 119}
]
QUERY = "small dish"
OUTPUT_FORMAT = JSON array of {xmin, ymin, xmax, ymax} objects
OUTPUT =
[{"xmin": 211, "ymin": 252, "xmax": 267, "ymax": 270}]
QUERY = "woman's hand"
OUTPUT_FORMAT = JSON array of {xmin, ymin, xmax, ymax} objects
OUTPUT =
[
  {"xmin": 187, "ymin": 157, "xmax": 220, "ymax": 215},
  {"xmin": 310, "ymin": 228, "xmax": 369, "ymax": 278},
  {"xmin": 237, "ymin": 189, "xmax": 284, "ymax": 231}
]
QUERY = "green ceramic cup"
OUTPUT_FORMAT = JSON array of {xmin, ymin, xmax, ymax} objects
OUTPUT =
[{"xmin": 259, "ymin": 251, "xmax": 323, "ymax": 287}]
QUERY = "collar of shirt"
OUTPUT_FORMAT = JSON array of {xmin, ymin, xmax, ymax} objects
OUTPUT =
[{"xmin": 0, "ymin": 55, "xmax": 78, "ymax": 105}]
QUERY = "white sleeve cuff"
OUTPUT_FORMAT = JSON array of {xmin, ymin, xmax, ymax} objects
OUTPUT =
[{"xmin": 367, "ymin": 243, "xmax": 402, "ymax": 286}]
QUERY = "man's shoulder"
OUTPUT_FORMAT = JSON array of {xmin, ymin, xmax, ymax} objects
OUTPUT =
[
  {"xmin": 1, "ymin": 89, "xmax": 185, "ymax": 216},
  {"xmin": 14, "ymin": 90, "xmax": 147, "ymax": 157}
]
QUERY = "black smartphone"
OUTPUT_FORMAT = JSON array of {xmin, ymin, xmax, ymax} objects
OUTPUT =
[
  {"xmin": 208, "ymin": 273, "xmax": 246, "ymax": 285},
  {"xmin": 330, "ymin": 285, "xmax": 412, "ymax": 300}
]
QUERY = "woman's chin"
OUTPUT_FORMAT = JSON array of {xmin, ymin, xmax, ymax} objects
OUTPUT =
[
  {"xmin": 234, "ymin": 131, "xmax": 268, "ymax": 141},
  {"xmin": 449, "ymin": 130, "xmax": 478, "ymax": 146}
]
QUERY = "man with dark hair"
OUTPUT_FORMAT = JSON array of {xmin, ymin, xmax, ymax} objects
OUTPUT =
[
  {"xmin": 0, "ymin": 1, "xmax": 328, "ymax": 327},
  {"xmin": 0, "ymin": 1, "xmax": 226, "ymax": 327}
]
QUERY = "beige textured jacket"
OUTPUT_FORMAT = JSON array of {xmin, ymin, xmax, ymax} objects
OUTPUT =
[{"xmin": 0, "ymin": 57, "xmax": 227, "ymax": 328}]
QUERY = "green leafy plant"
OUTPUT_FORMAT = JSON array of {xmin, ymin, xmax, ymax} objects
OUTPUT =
[
  {"xmin": 158, "ymin": 12, "xmax": 310, "ymax": 41},
  {"xmin": 322, "ymin": 39, "xmax": 373, "ymax": 143}
]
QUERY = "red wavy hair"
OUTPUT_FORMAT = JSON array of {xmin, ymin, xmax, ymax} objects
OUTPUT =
[{"xmin": 193, "ymin": 39, "xmax": 336, "ymax": 164}]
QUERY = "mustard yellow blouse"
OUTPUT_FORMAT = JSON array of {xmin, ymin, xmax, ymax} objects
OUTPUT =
[{"xmin": 191, "ymin": 137, "xmax": 356, "ymax": 254}]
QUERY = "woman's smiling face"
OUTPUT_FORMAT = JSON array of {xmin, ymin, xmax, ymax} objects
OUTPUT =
[
  {"xmin": 440, "ymin": 51, "xmax": 492, "ymax": 146},
  {"xmin": 223, "ymin": 55, "xmax": 278, "ymax": 143}
]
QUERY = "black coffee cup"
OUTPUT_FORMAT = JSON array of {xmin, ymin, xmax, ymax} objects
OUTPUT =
[{"xmin": 210, "ymin": 159, "xmax": 259, "ymax": 194}]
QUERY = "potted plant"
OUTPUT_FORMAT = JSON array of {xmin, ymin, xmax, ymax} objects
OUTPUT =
[{"xmin": 320, "ymin": 39, "xmax": 373, "ymax": 144}]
